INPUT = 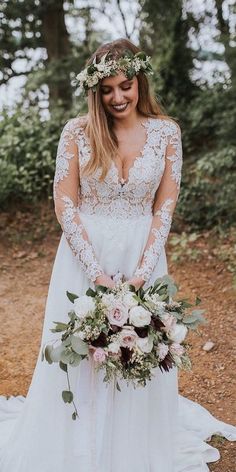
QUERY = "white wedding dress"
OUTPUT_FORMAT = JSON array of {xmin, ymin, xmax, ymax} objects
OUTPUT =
[{"xmin": 0, "ymin": 117, "xmax": 235, "ymax": 472}]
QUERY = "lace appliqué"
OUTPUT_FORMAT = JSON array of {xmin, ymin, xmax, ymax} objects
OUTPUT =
[
  {"xmin": 53, "ymin": 119, "xmax": 104, "ymax": 282},
  {"xmin": 54, "ymin": 121, "xmax": 76, "ymax": 187},
  {"xmin": 167, "ymin": 132, "xmax": 182, "ymax": 188},
  {"xmin": 134, "ymin": 199, "xmax": 174, "ymax": 281},
  {"xmin": 61, "ymin": 197, "xmax": 103, "ymax": 282}
]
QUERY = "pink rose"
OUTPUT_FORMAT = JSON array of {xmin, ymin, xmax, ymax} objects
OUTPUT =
[
  {"xmin": 170, "ymin": 343, "xmax": 185, "ymax": 356},
  {"xmin": 119, "ymin": 326, "xmax": 138, "ymax": 349},
  {"xmin": 107, "ymin": 302, "xmax": 129, "ymax": 327},
  {"xmin": 156, "ymin": 343, "xmax": 169, "ymax": 361},
  {"xmin": 93, "ymin": 348, "xmax": 107, "ymax": 363}
]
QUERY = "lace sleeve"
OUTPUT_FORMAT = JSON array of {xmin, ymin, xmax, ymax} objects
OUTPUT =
[
  {"xmin": 53, "ymin": 119, "xmax": 104, "ymax": 282},
  {"xmin": 133, "ymin": 122, "xmax": 183, "ymax": 283}
]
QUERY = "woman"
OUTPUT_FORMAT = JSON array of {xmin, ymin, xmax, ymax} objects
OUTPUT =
[{"xmin": 0, "ymin": 38, "xmax": 235, "ymax": 472}]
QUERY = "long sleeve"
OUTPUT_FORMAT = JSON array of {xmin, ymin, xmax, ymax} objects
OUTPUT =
[
  {"xmin": 134, "ymin": 122, "xmax": 183, "ymax": 283},
  {"xmin": 53, "ymin": 119, "xmax": 104, "ymax": 282}
]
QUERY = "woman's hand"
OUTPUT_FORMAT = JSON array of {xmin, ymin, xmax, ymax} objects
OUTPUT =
[
  {"xmin": 94, "ymin": 273, "xmax": 116, "ymax": 289},
  {"xmin": 125, "ymin": 276, "xmax": 145, "ymax": 291}
]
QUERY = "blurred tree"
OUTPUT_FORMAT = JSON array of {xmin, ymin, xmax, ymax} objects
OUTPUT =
[
  {"xmin": 215, "ymin": 0, "xmax": 236, "ymax": 87},
  {"xmin": 139, "ymin": 0, "xmax": 198, "ymax": 116},
  {"xmin": 0, "ymin": 0, "xmax": 74, "ymax": 110}
]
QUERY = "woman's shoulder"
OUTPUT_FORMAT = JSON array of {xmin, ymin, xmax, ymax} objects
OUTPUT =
[
  {"xmin": 61, "ymin": 114, "xmax": 88, "ymax": 135},
  {"xmin": 151, "ymin": 115, "xmax": 181, "ymax": 135}
]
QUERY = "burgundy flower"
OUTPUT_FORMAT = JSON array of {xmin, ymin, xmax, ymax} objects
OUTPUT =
[
  {"xmin": 134, "ymin": 326, "xmax": 149, "ymax": 338},
  {"xmin": 159, "ymin": 352, "xmax": 174, "ymax": 372},
  {"xmin": 120, "ymin": 347, "xmax": 133, "ymax": 365},
  {"xmin": 151, "ymin": 316, "xmax": 165, "ymax": 331},
  {"xmin": 91, "ymin": 332, "xmax": 107, "ymax": 348}
]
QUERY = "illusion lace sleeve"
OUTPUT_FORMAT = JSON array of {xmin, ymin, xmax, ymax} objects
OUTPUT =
[
  {"xmin": 53, "ymin": 120, "xmax": 104, "ymax": 282},
  {"xmin": 134, "ymin": 122, "xmax": 183, "ymax": 283}
]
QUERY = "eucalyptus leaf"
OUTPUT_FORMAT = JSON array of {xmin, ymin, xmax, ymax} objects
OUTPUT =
[
  {"xmin": 59, "ymin": 361, "xmax": 67, "ymax": 373},
  {"xmin": 70, "ymin": 335, "xmax": 89, "ymax": 355},
  {"xmin": 116, "ymin": 381, "xmax": 121, "ymax": 392},
  {"xmin": 62, "ymin": 390, "xmax": 73, "ymax": 403},
  {"xmin": 66, "ymin": 291, "xmax": 79, "ymax": 303},
  {"xmin": 86, "ymin": 287, "xmax": 97, "ymax": 297},
  {"xmin": 51, "ymin": 321, "xmax": 68, "ymax": 332},
  {"xmin": 50, "ymin": 344, "xmax": 64, "ymax": 362},
  {"xmin": 95, "ymin": 285, "xmax": 108, "ymax": 293},
  {"xmin": 68, "ymin": 310, "xmax": 77, "ymax": 322},
  {"xmin": 44, "ymin": 345, "xmax": 53, "ymax": 364}
]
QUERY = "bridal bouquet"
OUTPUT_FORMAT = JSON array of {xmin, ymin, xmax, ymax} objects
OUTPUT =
[{"xmin": 42, "ymin": 275, "xmax": 205, "ymax": 420}]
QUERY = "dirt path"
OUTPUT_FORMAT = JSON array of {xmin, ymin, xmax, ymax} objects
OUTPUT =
[{"xmin": 0, "ymin": 205, "xmax": 235, "ymax": 471}]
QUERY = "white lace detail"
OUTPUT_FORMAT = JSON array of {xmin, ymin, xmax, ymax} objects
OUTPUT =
[
  {"xmin": 167, "ymin": 131, "xmax": 182, "ymax": 188},
  {"xmin": 134, "ymin": 199, "xmax": 174, "ymax": 281},
  {"xmin": 133, "ymin": 121, "xmax": 182, "ymax": 282},
  {"xmin": 53, "ymin": 117, "xmax": 182, "ymax": 282},
  {"xmin": 61, "ymin": 197, "xmax": 103, "ymax": 282},
  {"xmin": 54, "ymin": 121, "xmax": 76, "ymax": 186},
  {"xmin": 76, "ymin": 118, "xmax": 180, "ymax": 219},
  {"xmin": 53, "ymin": 119, "xmax": 104, "ymax": 282}
]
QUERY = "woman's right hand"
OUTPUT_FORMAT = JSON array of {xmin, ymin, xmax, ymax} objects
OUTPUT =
[{"xmin": 94, "ymin": 273, "xmax": 116, "ymax": 289}]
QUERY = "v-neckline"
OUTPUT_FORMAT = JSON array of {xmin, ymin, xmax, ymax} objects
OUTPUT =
[{"xmin": 112, "ymin": 117, "xmax": 152, "ymax": 186}]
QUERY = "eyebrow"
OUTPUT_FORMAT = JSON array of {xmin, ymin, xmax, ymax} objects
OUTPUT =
[{"xmin": 101, "ymin": 79, "xmax": 133, "ymax": 88}]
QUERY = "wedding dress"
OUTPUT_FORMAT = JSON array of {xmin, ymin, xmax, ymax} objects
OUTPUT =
[{"xmin": 0, "ymin": 116, "xmax": 235, "ymax": 472}]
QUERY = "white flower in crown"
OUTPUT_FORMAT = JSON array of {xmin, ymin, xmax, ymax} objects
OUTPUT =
[{"xmin": 75, "ymin": 51, "xmax": 153, "ymax": 92}]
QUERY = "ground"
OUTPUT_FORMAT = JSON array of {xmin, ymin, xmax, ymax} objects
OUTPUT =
[{"xmin": 0, "ymin": 202, "xmax": 235, "ymax": 471}]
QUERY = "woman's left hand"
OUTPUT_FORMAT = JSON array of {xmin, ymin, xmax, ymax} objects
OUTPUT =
[{"xmin": 125, "ymin": 276, "xmax": 145, "ymax": 291}]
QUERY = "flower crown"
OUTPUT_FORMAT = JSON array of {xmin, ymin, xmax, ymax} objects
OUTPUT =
[{"xmin": 75, "ymin": 50, "xmax": 153, "ymax": 93}]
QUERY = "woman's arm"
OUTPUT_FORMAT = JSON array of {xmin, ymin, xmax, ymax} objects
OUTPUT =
[
  {"xmin": 54, "ymin": 119, "xmax": 114, "ymax": 286},
  {"xmin": 132, "ymin": 121, "xmax": 183, "ymax": 286}
]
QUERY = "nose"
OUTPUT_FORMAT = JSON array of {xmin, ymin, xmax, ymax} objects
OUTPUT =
[{"xmin": 112, "ymin": 87, "xmax": 124, "ymax": 104}]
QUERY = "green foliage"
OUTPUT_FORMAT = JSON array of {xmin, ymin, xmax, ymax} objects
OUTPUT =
[
  {"xmin": 169, "ymin": 232, "xmax": 202, "ymax": 262},
  {"xmin": 0, "ymin": 106, "xmax": 71, "ymax": 208},
  {"xmin": 179, "ymin": 146, "xmax": 236, "ymax": 229}
]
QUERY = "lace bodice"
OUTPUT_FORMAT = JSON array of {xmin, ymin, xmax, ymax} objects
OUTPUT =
[{"xmin": 53, "ymin": 116, "xmax": 183, "ymax": 282}]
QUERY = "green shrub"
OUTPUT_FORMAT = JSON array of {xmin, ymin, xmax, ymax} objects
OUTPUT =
[
  {"xmin": 0, "ymin": 107, "xmax": 70, "ymax": 207},
  {"xmin": 179, "ymin": 146, "xmax": 236, "ymax": 229}
]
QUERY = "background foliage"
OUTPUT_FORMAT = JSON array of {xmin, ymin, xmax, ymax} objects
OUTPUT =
[{"xmin": 0, "ymin": 0, "xmax": 235, "ymax": 230}]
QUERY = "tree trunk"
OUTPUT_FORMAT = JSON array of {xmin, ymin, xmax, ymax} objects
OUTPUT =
[{"xmin": 40, "ymin": 0, "xmax": 72, "ymax": 111}]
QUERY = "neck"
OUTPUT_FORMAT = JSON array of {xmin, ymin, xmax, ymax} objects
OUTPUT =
[{"xmin": 112, "ymin": 109, "xmax": 143, "ymax": 131}]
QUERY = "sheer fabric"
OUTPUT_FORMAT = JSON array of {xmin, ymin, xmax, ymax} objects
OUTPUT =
[
  {"xmin": 54, "ymin": 120, "xmax": 103, "ymax": 282},
  {"xmin": 134, "ymin": 122, "xmax": 182, "ymax": 281}
]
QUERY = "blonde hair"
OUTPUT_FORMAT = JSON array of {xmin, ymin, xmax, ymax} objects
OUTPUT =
[{"xmin": 80, "ymin": 38, "xmax": 168, "ymax": 180}]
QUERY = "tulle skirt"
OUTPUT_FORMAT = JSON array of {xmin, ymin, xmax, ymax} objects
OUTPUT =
[{"xmin": 0, "ymin": 213, "xmax": 235, "ymax": 472}]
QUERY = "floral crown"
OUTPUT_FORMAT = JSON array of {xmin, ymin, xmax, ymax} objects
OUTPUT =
[{"xmin": 75, "ymin": 50, "xmax": 153, "ymax": 93}]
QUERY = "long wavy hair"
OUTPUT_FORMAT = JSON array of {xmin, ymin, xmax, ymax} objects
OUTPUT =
[{"xmin": 80, "ymin": 38, "xmax": 168, "ymax": 180}]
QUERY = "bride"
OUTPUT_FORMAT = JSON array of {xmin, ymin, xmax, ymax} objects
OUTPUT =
[{"xmin": 0, "ymin": 38, "xmax": 235, "ymax": 472}]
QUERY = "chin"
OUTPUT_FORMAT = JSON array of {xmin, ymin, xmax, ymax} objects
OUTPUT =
[{"xmin": 108, "ymin": 104, "xmax": 136, "ymax": 119}]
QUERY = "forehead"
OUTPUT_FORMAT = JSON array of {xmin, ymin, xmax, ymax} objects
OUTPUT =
[{"xmin": 101, "ymin": 72, "xmax": 136, "ymax": 87}]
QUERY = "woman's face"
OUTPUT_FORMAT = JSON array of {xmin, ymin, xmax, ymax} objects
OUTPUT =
[{"xmin": 100, "ymin": 72, "xmax": 139, "ymax": 119}]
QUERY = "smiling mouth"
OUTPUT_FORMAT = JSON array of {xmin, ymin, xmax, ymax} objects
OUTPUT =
[{"xmin": 111, "ymin": 103, "xmax": 129, "ymax": 112}]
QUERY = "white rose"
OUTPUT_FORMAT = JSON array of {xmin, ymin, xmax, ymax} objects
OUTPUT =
[
  {"xmin": 119, "ymin": 326, "xmax": 138, "ymax": 349},
  {"xmin": 156, "ymin": 343, "xmax": 169, "ymax": 361},
  {"xmin": 74, "ymin": 295, "xmax": 96, "ymax": 319},
  {"xmin": 136, "ymin": 336, "xmax": 153, "ymax": 353},
  {"xmin": 161, "ymin": 314, "xmax": 177, "ymax": 332},
  {"xmin": 169, "ymin": 324, "xmax": 188, "ymax": 343},
  {"xmin": 102, "ymin": 293, "xmax": 116, "ymax": 310},
  {"xmin": 123, "ymin": 292, "xmax": 138, "ymax": 309},
  {"xmin": 107, "ymin": 341, "xmax": 121, "ymax": 355},
  {"xmin": 129, "ymin": 306, "xmax": 151, "ymax": 327}
]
